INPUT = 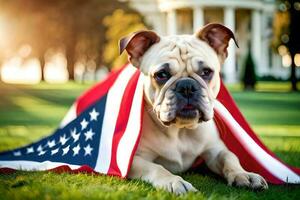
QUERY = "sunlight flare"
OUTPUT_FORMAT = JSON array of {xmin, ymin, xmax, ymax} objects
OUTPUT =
[
  {"xmin": 44, "ymin": 51, "xmax": 69, "ymax": 83},
  {"xmin": 1, "ymin": 57, "xmax": 41, "ymax": 84}
]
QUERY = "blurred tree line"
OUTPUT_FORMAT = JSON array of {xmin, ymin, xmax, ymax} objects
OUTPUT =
[
  {"xmin": 273, "ymin": 0, "xmax": 300, "ymax": 91},
  {"xmin": 0, "ymin": 0, "xmax": 147, "ymax": 81}
]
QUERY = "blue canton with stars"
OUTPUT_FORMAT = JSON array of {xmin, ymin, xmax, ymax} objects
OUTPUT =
[{"xmin": 0, "ymin": 95, "xmax": 107, "ymax": 169}]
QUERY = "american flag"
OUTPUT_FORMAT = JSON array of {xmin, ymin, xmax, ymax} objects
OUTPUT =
[
  {"xmin": 0, "ymin": 64, "xmax": 144, "ymax": 177},
  {"xmin": 0, "ymin": 64, "xmax": 299, "ymax": 184}
]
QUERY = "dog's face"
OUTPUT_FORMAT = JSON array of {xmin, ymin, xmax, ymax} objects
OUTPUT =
[{"xmin": 120, "ymin": 23, "xmax": 237, "ymax": 129}]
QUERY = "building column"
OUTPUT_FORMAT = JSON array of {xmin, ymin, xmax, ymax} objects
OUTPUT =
[
  {"xmin": 147, "ymin": 13, "xmax": 165, "ymax": 35},
  {"xmin": 193, "ymin": 6, "xmax": 204, "ymax": 32},
  {"xmin": 223, "ymin": 7, "xmax": 236, "ymax": 83},
  {"xmin": 251, "ymin": 9, "xmax": 262, "ymax": 76},
  {"xmin": 260, "ymin": 11, "xmax": 270, "ymax": 76},
  {"xmin": 167, "ymin": 9, "xmax": 177, "ymax": 35}
]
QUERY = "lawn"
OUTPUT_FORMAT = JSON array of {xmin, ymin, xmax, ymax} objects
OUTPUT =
[{"xmin": 0, "ymin": 81, "xmax": 299, "ymax": 200}]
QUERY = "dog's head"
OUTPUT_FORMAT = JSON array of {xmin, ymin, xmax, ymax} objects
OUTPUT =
[{"xmin": 119, "ymin": 23, "xmax": 237, "ymax": 129}]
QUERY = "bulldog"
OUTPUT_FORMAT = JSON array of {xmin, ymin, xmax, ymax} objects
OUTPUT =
[{"xmin": 119, "ymin": 23, "xmax": 268, "ymax": 194}]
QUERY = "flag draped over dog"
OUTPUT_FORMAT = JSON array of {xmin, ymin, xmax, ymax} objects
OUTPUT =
[{"xmin": 0, "ymin": 64, "xmax": 299, "ymax": 184}]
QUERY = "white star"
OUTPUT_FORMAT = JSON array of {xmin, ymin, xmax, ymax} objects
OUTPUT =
[
  {"xmin": 71, "ymin": 128, "xmax": 80, "ymax": 142},
  {"xmin": 51, "ymin": 148, "xmax": 59, "ymax": 155},
  {"xmin": 84, "ymin": 129, "xmax": 95, "ymax": 141},
  {"xmin": 89, "ymin": 109, "xmax": 99, "ymax": 121},
  {"xmin": 71, "ymin": 128, "xmax": 77, "ymax": 135},
  {"xmin": 80, "ymin": 119, "xmax": 88, "ymax": 130},
  {"xmin": 37, "ymin": 145, "xmax": 43, "ymax": 152},
  {"xmin": 38, "ymin": 150, "xmax": 46, "ymax": 156},
  {"xmin": 72, "ymin": 144, "xmax": 81, "ymax": 156},
  {"xmin": 13, "ymin": 151, "xmax": 21, "ymax": 156},
  {"xmin": 84, "ymin": 144, "xmax": 93, "ymax": 156},
  {"xmin": 26, "ymin": 147, "xmax": 34, "ymax": 154},
  {"xmin": 62, "ymin": 145, "xmax": 70, "ymax": 156},
  {"xmin": 47, "ymin": 140, "xmax": 56, "ymax": 148},
  {"xmin": 59, "ymin": 134, "xmax": 69, "ymax": 145}
]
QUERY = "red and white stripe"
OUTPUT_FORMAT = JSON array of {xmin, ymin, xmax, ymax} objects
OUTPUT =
[
  {"xmin": 116, "ymin": 74, "xmax": 144, "ymax": 177},
  {"xmin": 94, "ymin": 65, "xmax": 143, "ymax": 177},
  {"xmin": 215, "ymin": 101, "xmax": 300, "ymax": 183},
  {"xmin": 214, "ymin": 81, "xmax": 300, "ymax": 184}
]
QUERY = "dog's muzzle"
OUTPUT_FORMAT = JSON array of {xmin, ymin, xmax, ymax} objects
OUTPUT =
[{"xmin": 174, "ymin": 77, "xmax": 211, "ymax": 121}]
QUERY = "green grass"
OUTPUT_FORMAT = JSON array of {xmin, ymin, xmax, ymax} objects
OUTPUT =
[{"xmin": 0, "ymin": 81, "xmax": 299, "ymax": 200}]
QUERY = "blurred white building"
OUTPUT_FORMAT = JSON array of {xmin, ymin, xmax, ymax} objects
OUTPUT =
[{"xmin": 125, "ymin": 0, "xmax": 290, "ymax": 83}]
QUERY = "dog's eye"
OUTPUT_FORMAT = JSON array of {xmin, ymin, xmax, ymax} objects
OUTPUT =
[
  {"xmin": 154, "ymin": 70, "xmax": 171, "ymax": 83},
  {"xmin": 200, "ymin": 68, "xmax": 213, "ymax": 79}
]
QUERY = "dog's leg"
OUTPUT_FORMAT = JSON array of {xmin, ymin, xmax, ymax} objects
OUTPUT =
[
  {"xmin": 128, "ymin": 155, "xmax": 197, "ymax": 195},
  {"xmin": 202, "ymin": 146, "xmax": 268, "ymax": 190}
]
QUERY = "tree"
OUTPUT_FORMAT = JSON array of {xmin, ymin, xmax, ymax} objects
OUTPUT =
[
  {"xmin": 274, "ymin": 0, "xmax": 300, "ymax": 91},
  {"xmin": 287, "ymin": 0, "xmax": 300, "ymax": 91},
  {"xmin": 0, "ymin": 0, "xmax": 139, "ymax": 81},
  {"xmin": 242, "ymin": 51, "xmax": 257, "ymax": 90},
  {"xmin": 103, "ymin": 9, "xmax": 147, "ymax": 69}
]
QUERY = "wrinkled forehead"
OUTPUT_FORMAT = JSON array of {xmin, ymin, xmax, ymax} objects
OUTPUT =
[{"xmin": 140, "ymin": 34, "xmax": 221, "ymax": 73}]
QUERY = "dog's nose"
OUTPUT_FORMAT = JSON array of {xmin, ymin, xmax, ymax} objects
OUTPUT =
[{"xmin": 175, "ymin": 78, "xmax": 198, "ymax": 98}]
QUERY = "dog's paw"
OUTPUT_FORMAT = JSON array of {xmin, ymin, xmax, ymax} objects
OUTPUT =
[
  {"xmin": 227, "ymin": 172, "xmax": 268, "ymax": 190},
  {"xmin": 154, "ymin": 175, "xmax": 197, "ymax": 195}
]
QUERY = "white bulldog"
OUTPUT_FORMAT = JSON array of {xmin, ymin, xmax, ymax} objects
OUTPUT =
[{"xmin": 119, "ymin": 23, "xmax": 268, "ymax": 195}]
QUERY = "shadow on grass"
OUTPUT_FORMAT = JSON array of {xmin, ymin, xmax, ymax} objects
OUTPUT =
[
  {"xmin": 231, "ymin": 91, "xmax": 300, "ymax": 126},
  {"xmin": 19, "ymin": 88, "xmax": 82, "ymax": 107},
  {"xmin": 0, "ymin": 83, "xmax": 86, "ymax": 126}
]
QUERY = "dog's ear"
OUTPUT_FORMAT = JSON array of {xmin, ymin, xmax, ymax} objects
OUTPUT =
[
  {"xmin": 119, "ymin": 30, "xmax": 160, "ymax": 67},
  {"xmin": 196, "ymin": 23, "xmax": 238, "ymax": 63}
]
